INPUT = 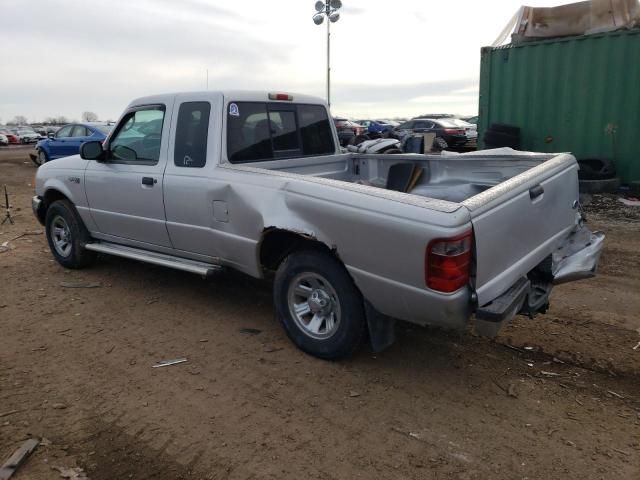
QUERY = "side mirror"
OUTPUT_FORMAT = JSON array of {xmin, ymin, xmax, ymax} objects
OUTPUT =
[
  {"xmin": 48, "ymin": 132, "xmax": 55, "ymax": 138},
  {"xmin": 80, "ymin": 141, "xmax": 105, "ymax": 161}
]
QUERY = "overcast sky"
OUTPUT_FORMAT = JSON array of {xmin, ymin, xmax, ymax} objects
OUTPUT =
[{"xmin": 1, "ymin": 0, "xmax": 564, "ymax": 123}]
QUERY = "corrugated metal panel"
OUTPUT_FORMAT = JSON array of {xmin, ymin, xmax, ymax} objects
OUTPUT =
[{"xmin": 479, "ymin": 29, "xmax": 640, "ymax": 183}]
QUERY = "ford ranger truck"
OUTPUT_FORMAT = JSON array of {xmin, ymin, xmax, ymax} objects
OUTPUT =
[{"xmin": 32, "ymin": 91, "xmax": 604, "ymax": 359}]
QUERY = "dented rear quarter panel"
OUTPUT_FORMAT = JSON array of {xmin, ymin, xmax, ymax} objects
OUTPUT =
[{"xmin": 175, "ymin": 161, "xmax": 474, "ymax": 328}]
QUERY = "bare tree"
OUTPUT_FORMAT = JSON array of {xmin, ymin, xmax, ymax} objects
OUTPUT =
[
  {"xmin": 9, "ymin": 115, "xmax": 28, "ymax": 125},
  {"xmin": 55, "ymin": 116, "xmax": 69, "ymax": 125},
  {"xmin": 82, "ymin": 111, "xmax": 98, "ymax": 122}
]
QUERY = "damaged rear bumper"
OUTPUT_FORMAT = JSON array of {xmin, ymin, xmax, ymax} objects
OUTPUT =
[{"xmin": 474, "ymin": 224, "xmax": 604, "ymax": 337}]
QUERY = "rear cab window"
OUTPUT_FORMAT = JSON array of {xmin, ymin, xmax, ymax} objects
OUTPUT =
[{"xmin": 227, "ymin": 102, "xmax": 334, "ymax": 163}]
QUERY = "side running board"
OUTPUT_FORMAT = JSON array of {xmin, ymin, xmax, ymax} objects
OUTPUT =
[{"xmin": 84, "ymin": 242, "xmax": 223, "ymax": 277}]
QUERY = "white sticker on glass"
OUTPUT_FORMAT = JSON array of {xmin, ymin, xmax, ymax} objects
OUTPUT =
[{"xmin": 229, "ymin": 103, "xmax": 239, "ymax": 117}]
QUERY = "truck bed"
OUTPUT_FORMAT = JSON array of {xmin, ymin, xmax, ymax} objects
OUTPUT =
[
  {"xmin": 232, "ymin": 149, "xmax": 581, "ymax": 306},
  {"xmin": 240, "ymin": 149, "xmax": 557, "ymax": 204}
]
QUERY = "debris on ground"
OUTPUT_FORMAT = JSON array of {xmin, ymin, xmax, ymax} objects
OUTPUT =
[
  {"xmin": 0, "ymin": 410, "xmax": 20, "ymax": 419},
  {"xmin": 238, "ymin": 328, "xmax": 261, "ymax": 335},
  {"xmin": 0, "ymin": 438, "xmax": 40, "ymax": 480},
  {"xmin": 152, "ymin": 358, "xmax": 188, "ymax": 368},
  {"xmin": 52, "ymin": 465, "xmax": 89, "ymax": 479},
  {"xmin": 60, "ymin": 282, "xmax": 102, "ymax": 289},
  {"xmin": 618, "ymin": 197, "xmax": 640, "ymax": 207},
  {"xmin": 607, "ymin": 390, "xmax": 624, "ymax": 399},
  {"xmin": 263, "ymin": 346, "xmax": 283, "ymax": 353},
  {"xmin": 584, "ymin": 194, "xmax": 640, "ymax": 221},
  {"xmin": 349, "ymin": 391, "xmax": 361, "ymax": 398}
]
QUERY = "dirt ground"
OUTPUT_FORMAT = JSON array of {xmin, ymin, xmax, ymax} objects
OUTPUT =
[{"xmin": 1, "ymin": 145, "xmax": 639, "ymax": 480}]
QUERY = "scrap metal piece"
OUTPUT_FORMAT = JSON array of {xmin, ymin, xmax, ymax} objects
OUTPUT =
[
  {"xmin": 152, "ymin": 358, "xmax": 187, "ymax": 368},
  {"xmin": 0, "ymin": 438, "xmax": 40, "ymax": 480}
]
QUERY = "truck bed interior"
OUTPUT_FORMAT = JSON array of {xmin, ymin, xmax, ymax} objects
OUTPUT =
[{"xmin": 247, "ymin": 151, "xmax": 556, "ymax": 203}]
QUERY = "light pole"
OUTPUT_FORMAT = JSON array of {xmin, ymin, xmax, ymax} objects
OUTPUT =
[{"xmin": 312, "ymin": 0, "xmax": 342, "ymax": 109}]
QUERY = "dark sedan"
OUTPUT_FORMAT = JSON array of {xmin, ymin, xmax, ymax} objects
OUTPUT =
[{"xmin": 390, "ymin": 118, "xmax": 467, "ymax": 149}]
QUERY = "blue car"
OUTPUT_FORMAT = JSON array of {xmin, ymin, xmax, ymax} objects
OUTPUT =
[
  {"xmin": 355, "ymin": 120, "xmax": 393, "ymax": 137},
  {"xmin": 32, "ymin": 122, "xmax": 114, "ymax": 166}
]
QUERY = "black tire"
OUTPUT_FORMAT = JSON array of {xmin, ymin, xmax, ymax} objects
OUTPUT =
[
  {"xmin": 577, "ymin": 158, "xmax": 616, "ymax": 180},
  {"xmin": 45, "ymin": 200, "xmax": 96, "ymax": 269},
  {"xmin": 273, "ymin": 249, "xmax": 366, "ymax": 360},
  {"xmin": 578, "ymin": 177, "xmax": 621, "ymax": 194},
  {"xmin": 383, "ymin": 148, "xmax": 403, "ymax": 154},
  {"xmin": 483, "ymin": 130, "xmax": 520, "ymax": 149},
  {"xmin": 434, "ymin": 137, "xmax": 448, "ymax": 150},
  {"xmin": 489, "ymin": 123, "xmax": 520, "ymax": 136}
]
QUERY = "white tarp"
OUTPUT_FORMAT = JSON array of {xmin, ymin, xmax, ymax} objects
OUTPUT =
[{"xmin": 493, "ymin": 0, "xmax": 640, "ymax": 46}]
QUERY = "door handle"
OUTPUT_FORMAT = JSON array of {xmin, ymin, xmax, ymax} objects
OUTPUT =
[
  {"xmin": 529, "ymin": 184, "xmax": 544, "ymax": 200},
  {"xmin": 141, "ymin": 177, "xmax": 156, "ymax": 186}
]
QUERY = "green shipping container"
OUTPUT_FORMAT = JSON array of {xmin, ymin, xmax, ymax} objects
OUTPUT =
[{"xmin": 478, "ymin": 28, "xmax": 640, "ymax": 183}]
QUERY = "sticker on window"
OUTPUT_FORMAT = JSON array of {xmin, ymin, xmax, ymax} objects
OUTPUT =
[{"xmin": 229, "ymin": 103, "xmax": 239, "ymax": 117}]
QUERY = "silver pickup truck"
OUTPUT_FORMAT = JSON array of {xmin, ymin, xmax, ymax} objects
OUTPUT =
[{"xmin": 33, "ymin": 91, "xmax": 604, "ymax": 359}]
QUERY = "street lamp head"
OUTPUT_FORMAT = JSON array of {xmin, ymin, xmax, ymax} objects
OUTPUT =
[
  {"xmin": 314, "ymin": 1, "xmax": 325, "ymax": 12},
  {"xmin": 330, "ymin": 0, "xmax": 342, "ymax": 9},
  {"xmin": 329, "ymin": 11, "xmax": 340, "ymax": 22},
  {"xmin": 312, "ymin": 13, "xmax": 325, "ymax": 25}
]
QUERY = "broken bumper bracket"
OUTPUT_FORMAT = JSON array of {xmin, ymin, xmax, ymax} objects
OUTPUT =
[{"xmin": 474, "ymin": 277, "xmax": 530, "ymax": 337}]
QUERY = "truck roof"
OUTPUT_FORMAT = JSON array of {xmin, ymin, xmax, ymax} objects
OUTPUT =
[{"xmin": 128, "ymin": 90, "xmax": 327, "ymax": 109}]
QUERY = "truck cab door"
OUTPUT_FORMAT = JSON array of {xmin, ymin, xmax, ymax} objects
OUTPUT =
[{"xmin": 84, "ymin": 104, "xmax": 173, "ymax": 248}]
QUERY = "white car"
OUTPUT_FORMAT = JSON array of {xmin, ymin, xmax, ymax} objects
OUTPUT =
[
  {"xmin": 13, "ymin": 127, "xmax": 40, "ymax": 144},
  {"xmin": 0, "ymin": 133, "xmax": 8, "ymax": 146}
]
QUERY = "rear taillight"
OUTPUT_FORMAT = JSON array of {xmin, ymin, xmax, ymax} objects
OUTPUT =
[
  {"xmin": 425, "ymin": 231, "xmax": 473, "ymax": 293},
  {"xmin": 443, "ymin": 128, "xmax": 465, "ymax": 135}
]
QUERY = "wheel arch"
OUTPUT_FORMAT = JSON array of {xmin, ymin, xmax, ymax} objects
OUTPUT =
[{"xmin": 258, "ymin": 227, "xmax": 337, "ymax": 272}]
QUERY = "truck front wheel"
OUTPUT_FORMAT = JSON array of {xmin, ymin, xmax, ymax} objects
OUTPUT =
[
  {"xmin": 45, "ymin": 200, "xmax": 95, "ymax": 269},
  {"xmin": 274, "ymin": 249, "xmax": 366, "ymax": 360}
]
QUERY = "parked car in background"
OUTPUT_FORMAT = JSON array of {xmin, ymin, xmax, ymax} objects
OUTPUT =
[
  {"xmin": 31, "ymin": 122, "xmax": 114, "ymax": 166},
  {"xmin": 412, "ymin": 113, "xmax": 457, "ymax": 120},
  {"xmin": 462, "ymin": 115, "xmax": 478, "ymax": 125},
  {"xmin": 0, "ymin": 133, "xmax": 8, "ymax": 146},
  {"xmin": 378, "ymin": 119, "xmax": 400, "ymax": 127},
  {"xmin": 0, "ymin": 128, "xmax": 20, "ymax": 144},
  {"xmin": 12, "ymin": 126, "xmax": 40, "ymax": 144},
  {"xmin": 449, "ymin": 118, "xmax": 478, "ymax": 143},
  {"xmin": 390, "ymin": 118, "xmax": 467, "ymax": 149},
  {"xmin": 333, "ymin": 118, "xmax": 367, "ymax": 146},
  {"xmin": 355, "ymin": 120, "xmax": 393, "ymax": 137}
]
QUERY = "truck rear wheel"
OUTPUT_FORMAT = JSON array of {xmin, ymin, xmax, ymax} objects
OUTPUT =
[
  {"xmin": 45, "ymin": 200, "xmax": 95, "ymax": 269},
  {"xmin": 273, "ymin": 249, "xmax": 366, "ymax": 360}
]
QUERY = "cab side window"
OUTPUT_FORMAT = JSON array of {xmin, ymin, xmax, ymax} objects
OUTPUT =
[
  {"xmin": 174, "ymin": 102, "xmax": 211, "ymax": 168},
  {"xmin": 108, "ymin": 107, "xmax": 165, "ymax": 165}
]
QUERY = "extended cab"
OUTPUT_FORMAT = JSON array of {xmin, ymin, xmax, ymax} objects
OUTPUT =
[{"xmin": 32, "ymin": 91, "xmax": 604, "ymax": 359}]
